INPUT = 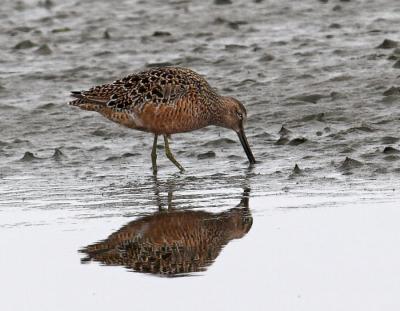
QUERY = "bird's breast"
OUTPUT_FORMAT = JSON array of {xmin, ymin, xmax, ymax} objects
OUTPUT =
[
  {"xmin": 98, "ymin": 108, "xmax": 146, "ymax": 130},
  {"xmin": 136, "ymin": 101, "xmax": 211, "ymax": 135}
]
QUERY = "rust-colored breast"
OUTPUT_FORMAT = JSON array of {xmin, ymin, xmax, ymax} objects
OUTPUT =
[{"xmin": 136, "ymin": 96, "xmax": 210, "ymax": 134}]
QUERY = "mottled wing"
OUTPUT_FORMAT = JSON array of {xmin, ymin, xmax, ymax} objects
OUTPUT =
[
  {"xmin": 70, "ymin": 83, "xmax": 128, "ymax": 109},
  {"xmin": 70, "ymin": 67, "xmax": 204, "ymax": 112},
  {"xmin": 107, "ymin": 67, "xmax": 195, "ymax": 111}
]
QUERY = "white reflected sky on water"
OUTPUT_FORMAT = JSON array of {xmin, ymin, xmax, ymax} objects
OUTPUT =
[{"xmin": 2, "ymin": 192, "xmax": 400, "ymax": 311}]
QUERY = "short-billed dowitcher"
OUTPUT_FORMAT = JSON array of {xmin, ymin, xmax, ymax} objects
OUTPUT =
[{"xmin": 69, "ymin": 67, "xmax": 255, "ymax": 172}]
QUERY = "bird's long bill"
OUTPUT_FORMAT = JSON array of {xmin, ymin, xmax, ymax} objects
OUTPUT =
[{"xmin": 237, "ymin": 128, "xmax": 256, "ymax": 164}]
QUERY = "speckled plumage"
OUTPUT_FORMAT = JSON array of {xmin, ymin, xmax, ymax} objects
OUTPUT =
[
  {"xmin": 70, "ymin": 67, "xmax": 221, "ymax": 134},
  {"xmin": 80, "ymin": 207, "xmax": 252, "ymax": 276},
  {"xmin": 69, "ymin": 66, "xmax": 256, "ymax": 170}
]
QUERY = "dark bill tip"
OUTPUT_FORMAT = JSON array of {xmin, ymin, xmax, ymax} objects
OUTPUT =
[{"xmin": 237, "ymin": 129, "xmax": 256, "ymax": 164}]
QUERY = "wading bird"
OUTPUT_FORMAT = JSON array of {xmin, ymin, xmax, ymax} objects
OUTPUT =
[{"xmin": 69, "ymin": 67, "xmax": 255, "ymax": 172}]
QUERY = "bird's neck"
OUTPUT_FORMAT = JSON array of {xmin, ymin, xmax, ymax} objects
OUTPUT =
[{"xmin": 209, "ymin": 97, "xmax": 229, "ymax": 127}]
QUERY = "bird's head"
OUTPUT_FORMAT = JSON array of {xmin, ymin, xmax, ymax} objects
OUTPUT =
[
  {"xmin": 218, "ymin": 96, "xmax": 256, "ymax": 164},
  {"xmin": 224, "ymin": 207, "xmax": 253, "ymax": 239},
  {"xmin": 219, "ymin": 96, "xmax": 248, "ymax": 132}
]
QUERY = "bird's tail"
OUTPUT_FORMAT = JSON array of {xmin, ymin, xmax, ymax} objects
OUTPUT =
[{"xmin": 69, "ymin": 91, "xmax": 108, "ymax": 112}]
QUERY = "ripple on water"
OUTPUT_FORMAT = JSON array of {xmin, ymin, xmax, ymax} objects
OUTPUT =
[
  {"xmin": 339, "ymin": 157, "xmax": 364, "ymax": 171},
  {"xmin": 52, "ymin": 148, "xmax": 65, "ymax": 160},
  {"xmin": 202, "ymin": 138, "xmax": 236, "ymax": 147},
  {"xmin": 383, "ymin": 146, "xmax": 400, "ymax": 154},
  {"xmin": 20, "ymin": 151, "xmax": 41, "ymax": 162}
]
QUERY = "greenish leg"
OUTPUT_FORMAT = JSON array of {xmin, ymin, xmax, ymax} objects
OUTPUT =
[
  {"xmin": 163, "ymin": 135, "xmax": 185, "ymax": 172},
  {"xmin": 151, "ymin": 134, "xmax": 158, "ymax": 174}
]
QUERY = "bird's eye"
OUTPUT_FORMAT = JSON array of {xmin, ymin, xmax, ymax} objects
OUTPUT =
[{"xmin": 237, "ymin": 112, "xmax": 243, "ymax": 119}]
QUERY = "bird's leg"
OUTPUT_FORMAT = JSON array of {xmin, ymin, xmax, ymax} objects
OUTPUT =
[
  {"xmin": 167, "ymin": 190, "xmax": 173, "ymax": 210},
  {"xmin": 151, "ymin": 134, "xmax": 158, "ymax": 174},
  {"xmin": 163, "ymin": 135, "xmax": 185, "ymax": 172}
]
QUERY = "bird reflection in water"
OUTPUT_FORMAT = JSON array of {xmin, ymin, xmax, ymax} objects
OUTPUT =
[{"xmin": 80, "ymin": 185, "xmax": 252, "ymax": 277}]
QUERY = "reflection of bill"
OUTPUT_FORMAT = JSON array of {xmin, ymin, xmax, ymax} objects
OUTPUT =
[{"xmin": 80, "ymin": 189, "xmax": 252, "ymax": 277}]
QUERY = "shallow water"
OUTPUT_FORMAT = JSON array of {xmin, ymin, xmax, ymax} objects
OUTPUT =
[
  {"xmin": 1, "ymin": 0, "xmax": 400, "ymax": 310},
  {"xmin": 2, "ymin": 188, "xmax": 400, "ymax": 310}
]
